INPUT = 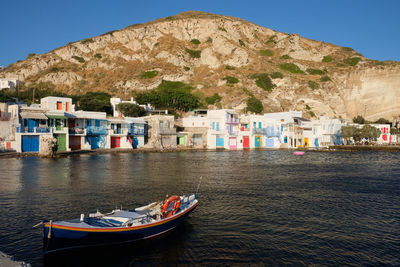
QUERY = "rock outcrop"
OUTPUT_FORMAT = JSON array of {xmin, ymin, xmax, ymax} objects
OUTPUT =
[{"xmin": 1, "ymin": 11, "xmax": 399, "ymax": 120}]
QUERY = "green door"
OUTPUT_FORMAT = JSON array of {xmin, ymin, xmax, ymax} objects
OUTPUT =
[
  {"xmin": 56, "ymin": 134, "xmax": 67, "ymax": 151},
  {"xmin": 179, "ymin": 136, "xmax": 185, "ymax": 145}
]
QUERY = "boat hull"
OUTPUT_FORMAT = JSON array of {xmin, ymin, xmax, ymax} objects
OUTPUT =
[{"xmin": 43, "ymin": 201, "xmax": 197, "ymax": 254}]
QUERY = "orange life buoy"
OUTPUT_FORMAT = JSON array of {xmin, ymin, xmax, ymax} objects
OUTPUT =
[{"xmin": 161, "ymin": 195, "xmax": 181, "ymax": 218}]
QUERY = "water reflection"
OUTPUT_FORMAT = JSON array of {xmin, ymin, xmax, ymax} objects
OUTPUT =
[{"xmin": 0, "ymin": 151, "xmax": 399, "ymax": 266}]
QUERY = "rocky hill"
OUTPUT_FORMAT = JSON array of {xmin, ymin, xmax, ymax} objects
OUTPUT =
[{"xmin": 2, "ymin": 11, "xmax": 400, "ymax": 120}]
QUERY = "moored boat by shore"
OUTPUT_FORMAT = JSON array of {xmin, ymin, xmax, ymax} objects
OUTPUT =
[{"xmin": 41, "ymin": 194, "xmax": 198, "ymax": 254}]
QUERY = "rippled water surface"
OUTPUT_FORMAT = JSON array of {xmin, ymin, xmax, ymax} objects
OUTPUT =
[{"xmin": 0, "ymin": 150, "xmax": 399, "ymax": 266}]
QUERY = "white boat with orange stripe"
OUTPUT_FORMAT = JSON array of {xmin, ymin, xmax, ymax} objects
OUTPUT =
[{"xmin": 41, "ymin": 194, "xmax": 198, "ymax": 254}]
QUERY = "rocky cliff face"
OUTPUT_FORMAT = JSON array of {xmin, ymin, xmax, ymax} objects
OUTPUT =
[{"xmin": 2, "ymin": 11, "xmax": 400, "ymax": 120}]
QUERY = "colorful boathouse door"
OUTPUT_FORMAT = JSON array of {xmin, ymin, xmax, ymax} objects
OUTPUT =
[
  {"xmin": 243, "ymin": 136, "xmax": 249, "ymax": 148},
  {"xmin": 55, "ymin": 134, "xmax": 66, "ymax": 151},
  {"xmin": 304, "ymin": 137, "xmax": 309, "ymax": 147},
  {"xmin": 229, "ymin": 137, "xmax": 237, "ymax": 149},
  {"xmin": 216, "ymin": 136, "xmax": 224, "ymax": 147},
  {"xmin": 22, "ymin": 135, "xmax": 39, "ymax": 152},
  {"xmin": 88, "ymin": 136, "xmax": 100, "ymax": 149},
  {"xmin": 111, "ymin": 137, "xmax": 120, "ymax": 148},
  {"xmin": 255, "ymin": 136, "xmax": 261, "ymax": 148}
]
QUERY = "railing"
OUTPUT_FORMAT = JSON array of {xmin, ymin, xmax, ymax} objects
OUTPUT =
[
  {"xmin": 69, "ymin": 128, "xmax": 85, "ymax": 135},
  {"xmin": 109, "ymin": 128, "xmax": 128, "ymax": 135},
  {"xmin": 16, "ymin": 126, "xmax": 50, "ymax": 133},
  {"xmin": 86, "ymin": 126, "xmax": 107, "ymax": 135},
  {"xmin": 209, "ymin": 129, "xmax": 227, "ymax": 135},
  {"xmin": 228, "ymin": 131, "xmax": 239, "ymax": 137},
  {"xmin": 159, "ymin": 128, "xmax": 176, "ymax": 135},
  {"xmin": 129, "ymin": 128, "xmax": 146, "ymax": 135},
  {"xmin": 226, "ymin": 118, "xmax": 240, "ymax": 124},
  {"xmin": 253, "ymin": 128, "xmax": 266, "ymax": 135},
  {"xmin": 252, "ymin": 127, "xmax": 280, "ymax": 137},
  {"xmin": 241, "ymin": 127, "xmax": 250, "ymax": 131},
  {"xmin": 52, "ymin": 126, "xmax": 68, "ymax": 133}
]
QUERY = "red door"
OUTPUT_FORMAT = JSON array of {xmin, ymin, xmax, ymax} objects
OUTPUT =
[
  {"xmin": 111, "ymin": 137, "xmax": 120, "ymax": 148},
  {"xmin": 243, "ymin": 136, "xmax": 249, "ymax": 148}
]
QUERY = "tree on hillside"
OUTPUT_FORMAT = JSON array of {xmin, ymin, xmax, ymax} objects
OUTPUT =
[
  {"xmin": 135, "ymin": 80, "xmax": 199, "ymax": 112},
  {"xmin": 116, "ymin": 103, "xmax": 146, "ymax": 117},
  {"xmin": 374, "ymin": 118, "xmax": 390, "ymax": 125},
  {"xmin": 78, "ymin": 92, "xmax": 112, "ymax": 114},
  {"xmin": 246, "ymin": 97, "xmax": 263, "ymax": 114},
  {"xmin": 353, "ymin": 115, "xmax": 366, "ymax": 124}
]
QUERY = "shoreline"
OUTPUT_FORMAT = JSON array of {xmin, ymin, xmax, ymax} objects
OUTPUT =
[{"xmin": 1, "ymin": 145, "xmax": 400, "ymax": 159}]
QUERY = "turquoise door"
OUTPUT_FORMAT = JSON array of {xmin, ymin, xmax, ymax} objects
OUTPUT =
[
  {"xmin": 216, "ymin": 137, "xmax": 224, "ymax": 147},
  {"xmin": 315, "ymin": 138, "xmax": 319, "ymax": 147},
  {"xmin": 255, "ymin": 136, "xmax": 261, "ymax": 148}
]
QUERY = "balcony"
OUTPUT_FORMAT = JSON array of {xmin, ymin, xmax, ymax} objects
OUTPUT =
[
  {"xmin": 159, "ymin": 127, "xmax": 177, "ymax": 135},
  {"xmin": 253, "ymin": 128, "xmax": 266, "ymax": 135},
  {"xmin": 16, "ymin": 126, "xmax": 50, "ymax": 133},
  {"xmin": 228, "ymin": 131, "xmax": 239, "ymax": 137},
  {"xmin": 52, "ymin": 126, "xmax": 68, "ymax": 134},
  {"xmin": 252, "ymin": 127, "xmax": 280, "ymax": 137},
  {"xmin": 226, "ymin": 118, "xmax": 240, "ymax": 124},
  {"xmin": 109, "ymin": 128, "xmax": 128, "ymax": 135},
  {"xmin": 209, "ymin": 129, "xmax": 227, "ymax": 135},
  {"xmin": 69, "ymin": 128, "xmax": 86, "ymax": 135},
  {"xmin": 129, "ymin": 128, "xmax": 146, "ymax": 135},
  {"xmin": 86, "ymin": 126, "xmax": 107, "ymax": 135}
]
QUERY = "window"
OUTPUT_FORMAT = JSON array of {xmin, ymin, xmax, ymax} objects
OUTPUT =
[
  {"xmin": 258, "ymin": 122, "xmax": 262, "ymax": 128},
  {"xmin": 66, "ymin": 102, "xmax": 70, "ymax": 112},
  {"xmin": 56, "ymin": 101, "xmax": 62, "ymax": 110},
  {"xmin": 212, "ymin": 122, "xmax": 215, "ymax": 129},
  {"xmin": 253, "ymin": 122, "xmax": 256, "ymax": 128},
  {"xmin": 216, "ymin": 122, "xmax": 220, "ymax": 131}
]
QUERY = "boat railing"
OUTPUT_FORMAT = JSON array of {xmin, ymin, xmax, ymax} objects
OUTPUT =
[{"xmin": 122, "ymin": 214, "xmax": 151, "ymax": 227}]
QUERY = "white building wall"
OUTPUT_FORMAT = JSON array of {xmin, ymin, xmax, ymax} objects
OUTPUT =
[
  {"xmin": 41, "ymin": 96, "xmax": 74, "ymax": 112},
  {"xmin": 0, "ymin": 78, "xmax": 19, "ymax": 90},
  {"xmin": 206, "ymin": 109, "xmax": 238, "ymax": 149}
]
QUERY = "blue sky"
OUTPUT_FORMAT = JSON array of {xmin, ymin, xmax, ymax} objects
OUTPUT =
[{"xmin": 1, "ymin": 0, "xmax": 399, "ymax": 67}]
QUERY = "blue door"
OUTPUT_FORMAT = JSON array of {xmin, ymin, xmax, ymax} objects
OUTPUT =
[
  {"xmin": 266, "ymin": 138, "xmax": 274, "ymax": 147},
  {"xmin": 255, "ymin": 136, "xmax": 261, "ymax": 148},
  {"xmin": 22, "ymin": 135, "xmax": 39, "ymax": 152},
  {"xmin": 216, "ymin": 137, "xmax": 224, "ymax": 147},
  {"xmin": 88, "ymin": 136, "xmax": 99, "ymax": 149},
  {"xmin": 27, "ymin": 119, "xmax": 37, "ymax": 132},
  {"xmin": 131, "ymin": 137, "xmax": 138, "ymax": 148}
]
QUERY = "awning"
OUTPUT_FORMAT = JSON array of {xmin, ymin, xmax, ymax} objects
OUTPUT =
[
  {"xmin": 20, "ymin": 112, "xmax": 48, "ymax": 120},
  {"xmin": 46, "ymin": 114, "xmax": 67, "ymax": 120}
]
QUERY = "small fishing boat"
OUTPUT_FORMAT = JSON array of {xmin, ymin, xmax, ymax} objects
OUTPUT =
[
  {"xmin": 293, "ymin": 151, "xmax": 305, "ymax": 155},
  {"xmin": 41, "ymin": 194, "xmax": 198, "ymax": 254}
]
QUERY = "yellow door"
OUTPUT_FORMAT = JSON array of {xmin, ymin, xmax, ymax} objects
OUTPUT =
[{"xmin": 304, "ymin": 137, "xmax": 309, "ymax": 147}]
